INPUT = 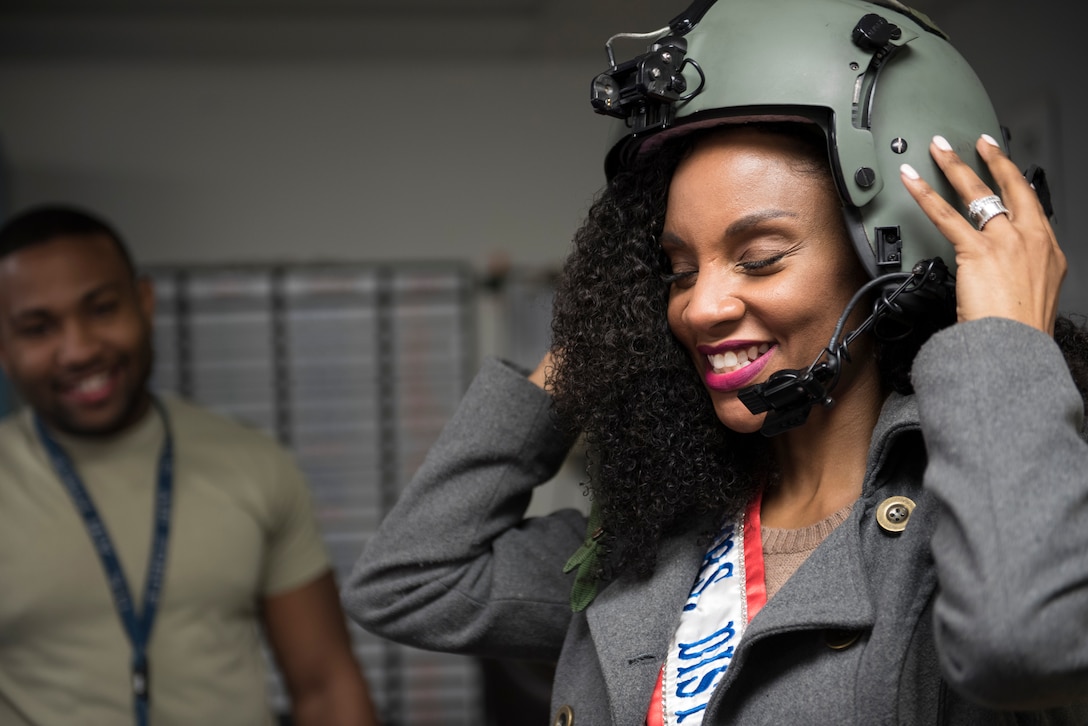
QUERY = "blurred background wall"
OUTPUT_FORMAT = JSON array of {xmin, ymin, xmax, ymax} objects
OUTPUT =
[
  {"xmin": 0, "ymin": 0, "xmax": 1081, "ymax": 723},
  {"xmin": 0, "ymin": 0, "xmax": 1082, "ymax": 311}
]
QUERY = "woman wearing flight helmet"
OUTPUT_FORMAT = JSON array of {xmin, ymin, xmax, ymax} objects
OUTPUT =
[{"xmin": 344, "ymin": 0, "xmax": 1088, "ymax": 723}]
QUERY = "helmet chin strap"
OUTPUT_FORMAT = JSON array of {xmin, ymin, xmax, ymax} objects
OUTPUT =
[{"xmin": 737, "ymin": 257, "xmax": 954, "ymax": 436}]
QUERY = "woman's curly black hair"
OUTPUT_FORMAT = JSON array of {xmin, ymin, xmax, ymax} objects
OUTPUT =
[
  {"xmin": 548, "ymin": 127, "xmax": 770, "ymax": 581},
  {"xmin": 1055, "ymin": 313, "xmax": 1088, "ymax": 410},
  {"xmin": 548, "ymin": 121, "xmax": 1088, "ymax": 582}
]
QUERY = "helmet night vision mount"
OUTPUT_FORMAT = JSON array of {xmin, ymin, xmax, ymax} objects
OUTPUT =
[{"xmin": 589, "ymin": 0, "xmax": 1054, "ymax": 435}]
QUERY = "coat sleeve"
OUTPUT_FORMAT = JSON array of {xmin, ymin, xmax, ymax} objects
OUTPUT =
[
  {"xmin": 340, "ymin": 357, "xmax": 586, "ymax": 661},
  {"xmin": 912, "ymin": 317, "xmax": 1088, "ymax": 709}
]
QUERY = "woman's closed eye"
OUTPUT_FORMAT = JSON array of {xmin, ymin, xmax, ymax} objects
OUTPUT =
[
  {"xmin": 662, "ymin": 269, "xmax": 697, "ymax": 287},
  {"xmin": 735, "ymin": 244, "xmax": 803, "ymax": 273},
  {"xmin": 662, "ymin": 242, "xmax": 803, "ymax": 287}
]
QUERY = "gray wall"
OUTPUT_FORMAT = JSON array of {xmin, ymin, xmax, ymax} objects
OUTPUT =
[
  {"xmin": 0, "ymin": 0, "xmax": 1083, "ymax": 314},
  {"xmin": 930, "ymin": 0, "xmax": 1084, "ymax": 315},
  {"xmin": 0, "ymin": 61, "xmax": 608, "ymax": 273}
]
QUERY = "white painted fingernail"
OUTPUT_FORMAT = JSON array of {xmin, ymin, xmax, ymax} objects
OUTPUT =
[
  {"xmin": 981, "ymin": 133, "xmax": 1000, "ymax": 147},
  {"xmin": 933, "ymin": 135, "xmax": 953, "ymax": 151},
  {"xmin": 900, "ymin": 163, "xmax": 920, "ymax": 180}
]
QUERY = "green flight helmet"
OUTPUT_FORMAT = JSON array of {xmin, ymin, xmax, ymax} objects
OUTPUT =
[{"xmin": 590, "ymin": 0, "xmax": 1013, "ymax": 280}]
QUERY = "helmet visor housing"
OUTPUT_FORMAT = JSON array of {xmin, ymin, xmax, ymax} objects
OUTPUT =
[{"xmin": 594, "ymin": 0, "xmax": 1004, "ymax": 279}]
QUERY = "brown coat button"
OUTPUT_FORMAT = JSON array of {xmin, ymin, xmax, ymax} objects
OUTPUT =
[
  {"xmin": 876, "ymin": 495, "xmax": 916, "ymax": 533},
  {"xmin": 554, "ymin": 704, "xmax": 574, "ymax": 726},
  {"xmin": 825, "ymin": 628, "xmax": 861, "ymax": 650}
]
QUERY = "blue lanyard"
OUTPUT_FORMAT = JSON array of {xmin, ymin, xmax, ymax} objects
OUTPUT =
[{"xmin": 34, "ymin": 399, "xmax": 174, "ymax": 726}]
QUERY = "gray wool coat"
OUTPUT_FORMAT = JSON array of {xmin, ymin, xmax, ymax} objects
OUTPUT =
[{"xmin": 342, "ymin": 318, "xmax": 1088, "ymax": 725}]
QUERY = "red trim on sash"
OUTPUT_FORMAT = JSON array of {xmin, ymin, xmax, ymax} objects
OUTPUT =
[
  {"xmin": 743, "ymin": 489, "xmax": 767, "ymax": 622},
  {"xmin": 648, "ymin": 667, "xmax": 665, "ymax": 726}
]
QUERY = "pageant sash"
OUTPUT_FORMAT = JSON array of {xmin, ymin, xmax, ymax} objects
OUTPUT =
[{"xmin": 650, "ymin": 492, "xmax": 766, "ymax": 726}]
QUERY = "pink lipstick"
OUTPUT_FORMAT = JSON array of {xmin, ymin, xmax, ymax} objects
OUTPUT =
[{"xmin": 698, "ymin": 342, "xmax": 777, "ymax": 392}]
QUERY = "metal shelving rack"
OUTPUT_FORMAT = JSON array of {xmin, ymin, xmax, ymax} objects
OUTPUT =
[{"xmin": 145, "ymin": 261, "xmax": 479, "ymax": 726}]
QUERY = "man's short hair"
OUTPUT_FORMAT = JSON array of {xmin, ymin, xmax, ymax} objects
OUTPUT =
[{"xmin": 0, "ymin": 204, "xmax": 137, "ymax": 277}]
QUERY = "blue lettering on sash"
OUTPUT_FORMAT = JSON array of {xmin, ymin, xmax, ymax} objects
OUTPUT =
[
  {"xmin": 673, "ymin": 622, "xmax": 737, "ymax": 706},
  {"xmin": 676, "ymin": 703, "xmax": 708, "ymax": 722},
  {"xmin": 677, "ymin": 661, "xmax": 731, "ymax": 698},
  {"xmin": 704, "ymin": 526, "xmax": 736, "ymax": 560},
  {"xmin": 677, "ymin": 645, "xmax": 735, "ymax": 677},
  {"xmin": 677, "ymin": 622, "xmax": 736, "ymax": 661},
  {"xmin": 685, "ymin": 561, "xmax": 734, "ymax": 609},
  {"xmin": 668, "ymin": 520, "xmax": 744, "ymax": 722},
  {"xmin": 684, "ymin": 526, "xmax": 737, "ymax": 611}
]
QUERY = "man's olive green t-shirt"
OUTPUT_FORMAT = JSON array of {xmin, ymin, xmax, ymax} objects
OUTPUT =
[{"xmin": 0, "ymin": 394, "xmax": 330, "ymax": 725}]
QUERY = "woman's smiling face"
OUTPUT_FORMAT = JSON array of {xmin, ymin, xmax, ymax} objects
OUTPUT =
[{"xmin": 663, "ymin": 126, "xmax": 872, "ymax": 434}]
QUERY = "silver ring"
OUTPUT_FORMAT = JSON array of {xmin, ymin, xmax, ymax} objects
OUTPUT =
[{"xmin": 967, "ymin": 194, "xmax": 1009, "ymax": 231}]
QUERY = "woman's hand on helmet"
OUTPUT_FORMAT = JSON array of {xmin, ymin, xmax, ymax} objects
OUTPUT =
[
  {"xmin": 899, "ymin": 134, "xmax": 1065, "ymax": 335},
  {"xmin": 529, "ymin": 349, "xmax": 558, "ymax": 392}
]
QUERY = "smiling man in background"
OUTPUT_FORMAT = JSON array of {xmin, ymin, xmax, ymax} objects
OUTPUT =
[{"xmin": 0, "ymin": 204, "xmax": 379, "ymax": 726}]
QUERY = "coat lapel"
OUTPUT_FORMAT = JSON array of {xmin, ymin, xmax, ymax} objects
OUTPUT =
[
  {"xmin": 747, "ymin": 508, "xmax": 873, "ymax": 636},
  {"xmin": 584, "ymin": 394, "xmax": 921, "ymax": 723},
  {"xmin": 586, "ymin": 531, "xmax": 706, "ymax": 725},
  {"xmin": 716, "ymin": 393, "xmax": 920, "ymax": 691}
]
